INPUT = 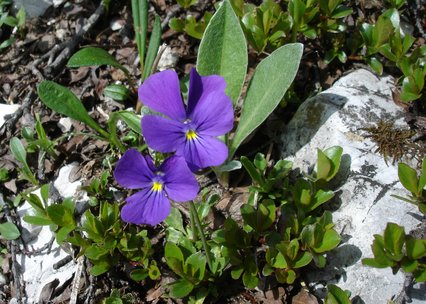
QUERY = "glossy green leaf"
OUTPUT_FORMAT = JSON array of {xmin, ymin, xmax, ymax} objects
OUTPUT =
[
  {"xmin": 23, "ymin": 215, "xmax": 52, "ymax": 226},
  {"xmin": 367, "ymin": 57, "xmax": 383, "ymax": 75},
  {"xmin": 317, "ymin": 148, "xmax": 332, "ymax": 180},
  {"xmin": 230, "ymin": 43, "xmax": 303, "ymax": 158},
  {"xmin": 293, "ymin": 251, "xmax": 313, "ymax": 268},
  {"xmin": 38, "ymin": 81, "xmax": 108, "ymax": 138},
  {"xmin": 130, "ymin": 268, "xmax": 149, "ymax": 281},
  {"xmin": 90, "ymin": 261, "xmax": 111, "ymax": 276},
  {"xmin": 197, "ymin": 0, "xmax": 248, "ymax": 106},
  {"xmin": 67, "ymin": 47, "xmax": 129, "ymax": 74},
  {"xmin": 104, "ymin": 84, "xmax": 130, "ymax": 101},
  {"xmin": 241, "ymin": 156, "xmax": 264, "ymax": 186},
  {"xmin": 169, "ymin": 279, "xmax": 194, "ymax": 298},
  {"xmin": 185, "ymin": 252, "xmax": 206, "ymax": 281},
  {"xmin": 418, "ymin": 158, "xmax": 426, "ymax": 193},
  {"xmin": 323, "ymin": 146, "xmax": 343, "ymax": 180},
  {"xmin": 242, "ymin": 271, "xmax": 259, "ymax": 289},
  {"xmin": 398, "ymin": 162, "xmax": 419, "ymax": 194},
  {"xmin": 325, "ymin": 284, "xmax": 351, "ymax": 304},
  {"xmin": 47, "ymin": 204, "xmax": 76, "ymax": 229},
  {"xmin": 231, "ymin": 265, "xmax": 244, "ymax": 279},
  {"xmin": 314, "ymin": 229, "xmax": 341, "ymax": 253},
  {"xmin": 0, "ymin": 222, "xmax": 20, "ymax": 240},
  {"xmin": 414, "ymin": 267, "xmax": 426, "ymax": 282},
  {"xmin": 383, "ymin": 223, "xmax": 405, "ymax": 259},
  {"xmin": 407, "ymin": 236, "xmax": 426, "ymax": 260}
]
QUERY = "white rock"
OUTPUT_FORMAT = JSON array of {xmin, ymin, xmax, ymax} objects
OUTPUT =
[
  {"xmin": 52, "ymin": 0, "xmax": 65, "ymax": 7},
  {"xmin": 0, "ymin": 104, "xmax": 20, "ymax": 128},
  {"xmin": 17, "ymin": 188, "xmax": 75, "ymax": 304},
  {"xmin": 157, "ymin": 45, "xmax": 179, "ymax": 71},
  {"xmin": 13, "ymin": 0, "xmax": 52, "ymax": 18},
  {"xmin": 280, "ymin": 69, "xmax": 424, "ymax": 303},
  {"xmin": 57, "ymin": 117, "xmax": 73, "ymax": 133},
  {"xmin": 53, "ymin": 162, "xmax": 81, "ymax": 198}
]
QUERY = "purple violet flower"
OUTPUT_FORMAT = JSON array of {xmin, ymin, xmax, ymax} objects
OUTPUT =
[
  {"xmin": 139, "ymin": 68, "xmax": 234, "ymax": 170},
  {"xmin": 114, "ymin": 149, "xmax": 199, "ymax": 225}
]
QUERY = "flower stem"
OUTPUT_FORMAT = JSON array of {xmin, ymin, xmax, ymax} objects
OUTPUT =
[{"xmin": 188, "ymin": 201, "xmax": 213, "ymax": 272}]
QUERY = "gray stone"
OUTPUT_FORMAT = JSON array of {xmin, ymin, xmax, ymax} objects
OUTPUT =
[
  {"xmin": 157, "ymin": 45, "xmax": 179, "ymax": 71},
  {"xmin": 13, "ymin": 0, "xmax": 52, "ymax": 18},
  {"xmin": 280, "ymin": 69, "xmax": 425, "ymax": 303},
  {"xmin": 0, "ymin": 104, "xmax": 20, "ymax": 128}
]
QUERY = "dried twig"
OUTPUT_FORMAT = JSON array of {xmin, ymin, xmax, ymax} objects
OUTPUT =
[
  {"xmin": 3, "ymin": 204, "xmax": 23, "ymax": 303},
  {"xmin": 0, "ymin": 90, "xmax": 35, "ymax": 140},
  {"xmin": 69, "ymin": 256, "xmax": 84, "ymax": 304}
]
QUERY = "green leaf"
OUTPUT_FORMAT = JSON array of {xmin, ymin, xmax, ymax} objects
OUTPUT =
[
  {"xmin": 293, "ymin": 251, "xmax": 313, "ymax": 268},
  {"xmin": 185, "ymin": 252, "xmax": 206, "ymax": 281},
  {"xmin": 130, "ymin": 268, "xmax": 149, "ymax": 281},
  {"xmin": 38, "ymin": 81, "xmax": 108, "ymax": 138},
  {"xmin": 23, "ymin": 215, "xmax": 52, "ymax": 226},
  {"xmin": 10, "ymin": 137, "xmax": 27, "ymax": 166},
  {"xmin": 165, "ymin": 242, "xmax": 184, "ymax": 274},
  {"xmin": 67, "ymin": 47, "xmax": 129, "ymax": 75},
  {"xmin": 323, "ymin": 146, "xmax": 343, "ymax": 180},
  {"xmin": 241, "ymin": 156, "xmax": 264, "ymax": 186},
  {"xmin": 231, "ymin": 265, "xmax": 244, "ymax": 279},
  {"xmin": 325, "ymin": 284, "xmax": 351, "ymax": 304},
  {"xmin": 90, "ymin": 261, "xmax": 111, "ymax": 276},
  {"xmin": 47, "ymin": 204, "xmax": 76, "ymax": 229},
  {"xmin": 169, "ymin": 279, "xmax": 194, "ymax": 298},
  {"xmin": 317, "ymin": 148, "xmax": 332, "ymax": 180},
  {"xmin": 104, "ymin": 84, "xmax": 131, "ymax": 101},
  {"xmin": 362, "ymin": 257, "xmax": 391, "ymax": 268},
  {"xmin": 110, "ymin": 111, "xmax": 142, "ymax": 135},
  {"xmin": 406, "ymin": 236, "xmax": 426, "ymax": 260},
  {"xmin": 230, "ymin": 43, "xmax": 303, "ymax": 158},
  {"xmin": 367, "ymin": 57, "xmax": 383, "ymax": 75},
  {"xmin": 143, "ymin": 15, "xmax": 161, "ymax": 80},
  {"xmin": 197, "ymin": 0, "xmax": 248, "ymax": 106},
  {"xmin": 165, "ymin": 207, "xmax": 185, "ymax": 233},
  {"xmin": 314, "ymin": 229, "xmax": 341, "ymax": 253},
  {"xmin": 0, "ymin": 222, "xmax": 20, "ymax": 240},
  {"xmin": 398, "ymin": 162, "xmax": 419, "ymax": 194},
  {"xmin": 242, "ymin": 271, "xmax": 259, "ymax": 289},
  {"xmin": 131, "ymin": 0, "xmax": 148, "ymax": 71},
  {"xmin": 85, "ymin": 245, "xmax": 109, "ymax": 260},
  {"xmin": 383, "ymin": 222, "xmax": 405, "ymax": 259}
]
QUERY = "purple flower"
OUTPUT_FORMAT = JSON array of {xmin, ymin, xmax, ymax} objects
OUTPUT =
[
  {"xmin": 114, "ymin": 149, "xmax": 199, "ymax": 225},
  {"xmin": 139, "ymin": 68, "xmax": 234, "ymax": 170}
]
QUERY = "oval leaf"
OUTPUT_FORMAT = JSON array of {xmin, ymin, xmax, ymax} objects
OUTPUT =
[
  {"xmin": 0, "ymin": 222, "xmax": 20, "ymax": 240},
  {"xmin": 38, "ymin": 81, "xmax": 107, "ymax": 137},
  {"xmin": 67, "ymin": 47, "xmax": 129, "ymax": 74},
  {"xmin": 229, "ymin": 43, "xmax": 303, "ymax": 158},
  {"xmin": 197, "ymin": 0, "xmax": 248, "ymax": 106},
  {"xmin": 398, "ymin": 162, "xmax": 419, "ymax": 194}
]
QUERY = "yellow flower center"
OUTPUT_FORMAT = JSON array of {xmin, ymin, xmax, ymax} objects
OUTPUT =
[
  {"xmin": 186, "ymin": 129, "xmax": 197, "ymax": 140},
  {"xmin": 152, "ymin": 181, "xmax": 163, "ymax": 192}
]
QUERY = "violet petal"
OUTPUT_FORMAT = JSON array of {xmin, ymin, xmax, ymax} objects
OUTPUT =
[
  {"xmin": 114, "ymin": 149, "xmax": 154, "ymax": 189},
  {"xmin": 142, "ymin": 115, "xmax": 186, "ymax": 153},
  {"xmin": 190, "ymin": 90, "xmax": 233, "ymax": 136},
  {"xmin": 187, "ymin": 68, "xmax": 227, "ymax": 115},
  {"xmin": 160, "ymin": 156, "xmax": 199, "ymax": 202},
  {"xmin": 138, "ymin": 70, "xmax": 186, "ymax": 121},
  {"xmin": 121, "ymin": 188, "xmax": 171, "ymax": 225},
  {"xmin": 182, "ymin": 134, "xmax": 228, "ymax": 169}
]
